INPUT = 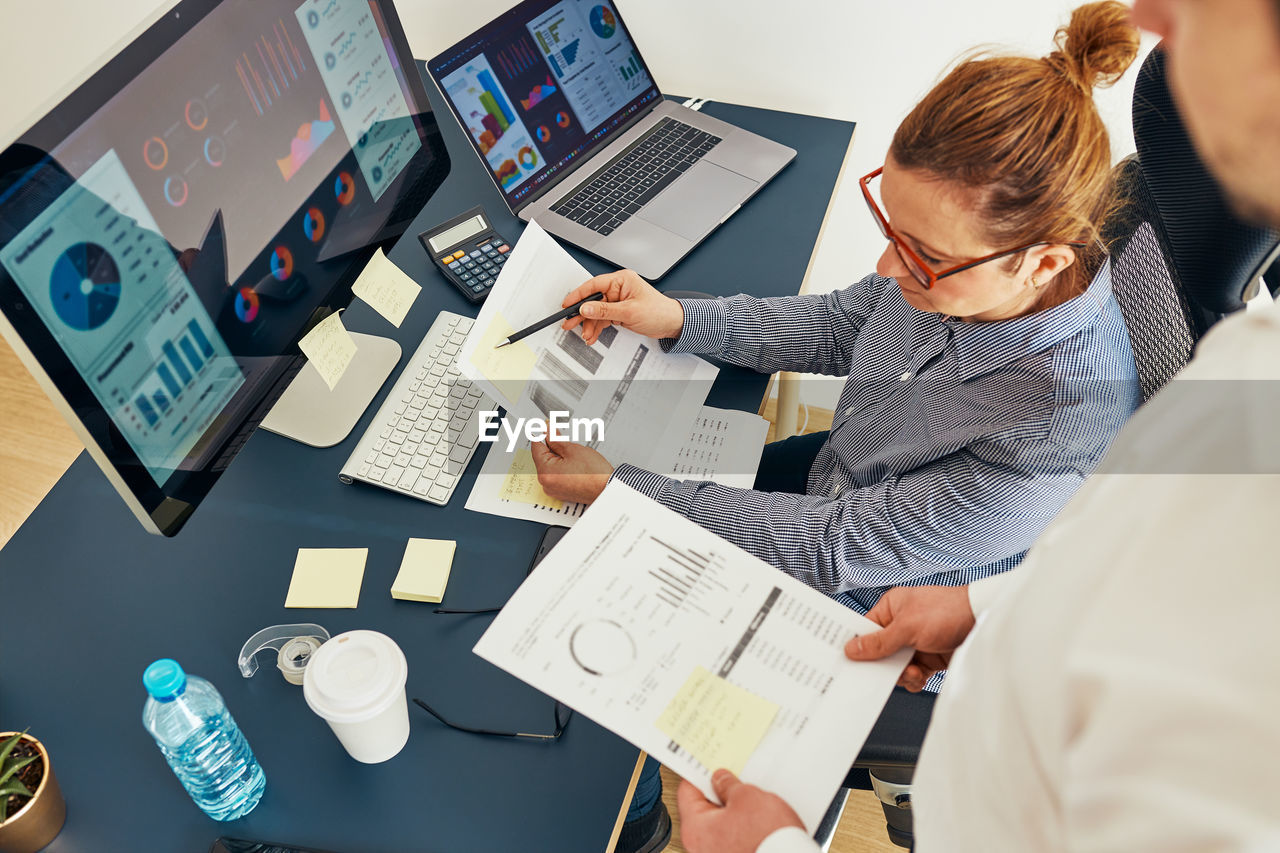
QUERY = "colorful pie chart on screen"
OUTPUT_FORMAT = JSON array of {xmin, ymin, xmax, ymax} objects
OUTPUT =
[
  {"xmin": 518, "ymin": 146, "xmax": 538, "ymax": 169},
  {"xmin": 235, "ymin": 287, "xmax": 260, "ymax": 323},
  {"xmin": 50, "ymin": 242, "xmax": 121, "ymax": 331},
  {"xmin": 164, "ymin": 175, "xmax": 188, "ymax": 207},
  {"xmin": 143, "ymin": 137, "xmax": 168, "ymax": 170},
  {"xmin": 589, "ymin": 5, "xmax": 616, "ymax": 39},
  {"xmin": 537, "ymin": 125, "xmax": 551, "ymax": 143},
  {"xmin": 334, "ymin": 171, "xmax": 356, "ymax": 205},
  {"xmin": 270, "ymin": 246, "xmax": 294, "ymax": 281},
  {"xmin": 303, "ymin": 207, "xmax": 325, "ymax": 242},
  {"xmin": 556, "ymin": 111, "xmax": 571, "ymax": 129}
]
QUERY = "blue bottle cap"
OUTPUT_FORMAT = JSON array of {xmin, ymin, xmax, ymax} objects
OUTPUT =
[{"xmin": 143, "ymin": 658, "xmax": 187, "ymax": 700}]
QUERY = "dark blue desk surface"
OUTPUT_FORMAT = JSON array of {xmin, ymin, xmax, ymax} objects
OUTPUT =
[{"xmin": 0, "ymin": 64, "xmax": 852, "ymax": 853}]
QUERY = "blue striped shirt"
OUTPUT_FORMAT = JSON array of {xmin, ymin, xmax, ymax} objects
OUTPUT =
[{"xmin": 613, "ymin": 261, "xmax": 1140, "ymax": 615}]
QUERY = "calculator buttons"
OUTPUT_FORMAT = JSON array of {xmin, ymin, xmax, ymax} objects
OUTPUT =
[{"xmin": 497, "ymin": 245, "xmax": 510, "ymax": 253}]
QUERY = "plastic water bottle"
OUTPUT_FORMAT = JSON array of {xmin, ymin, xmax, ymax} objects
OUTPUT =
[{"xmin": 142, "ymin": 659, "xmax": 266, "ymax": 820}]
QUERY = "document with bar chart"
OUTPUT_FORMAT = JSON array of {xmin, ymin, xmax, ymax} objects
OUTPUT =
[{"xmin": 474, "ymin": 481, "xmax": 910, "ymax": 832}]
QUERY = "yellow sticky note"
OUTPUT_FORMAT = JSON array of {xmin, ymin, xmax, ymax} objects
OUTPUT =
[
  {"xmin": 284, "ymin": 548, "xmax": 368, "ymax": 608},
  {"xmin": 469, "ymin": 312, "xmax": 535, "ymax": 405},
  {"xmin": 352, "ymin": 247, "xmax": 421, "ymax": 328},
  {"xmin": 298, "ymin": 310, "xmax": 357, "ymax": 391},
  {"xmin": 390, "ymin": 538, "xmax": 457, "ymax": 603},
  {"xmin": 656, "ymin": 666, "xmax": 778, "ymax": 776},
  {"xmin": 499, "ymin": 447, "xmax": 564, "ymax": 510}
]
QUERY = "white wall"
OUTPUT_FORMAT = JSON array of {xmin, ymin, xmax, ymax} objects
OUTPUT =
[{"xmin": 0, "ymin": 0, "xmax": 1157, "ymax": 409}]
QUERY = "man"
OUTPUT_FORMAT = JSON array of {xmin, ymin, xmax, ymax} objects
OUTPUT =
[{"xmin": 676, "ymin": 0, "xmax": 1280, "ymax": 849}]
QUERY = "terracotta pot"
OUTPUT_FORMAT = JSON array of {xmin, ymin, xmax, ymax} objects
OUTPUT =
[{"xmin": 0, "ymin": 733, "xmax": 66, "ymax": 853}]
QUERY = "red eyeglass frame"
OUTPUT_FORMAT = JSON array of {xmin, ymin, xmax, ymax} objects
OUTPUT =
[{"xmin": 859, "ymin": 166, "xmax": 1086, "ymax": 290}]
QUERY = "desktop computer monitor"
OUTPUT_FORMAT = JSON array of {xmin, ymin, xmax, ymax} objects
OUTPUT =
[{"xmin": 0, "ymin": 0, "xmax": 450, "ymax": 536}]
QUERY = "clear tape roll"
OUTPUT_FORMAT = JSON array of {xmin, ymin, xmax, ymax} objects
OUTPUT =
[
  {"xmin": 239, "ymin": 623, "xmax": 331, "ymax": 685},
  {"xmin": 277, "ymin": 635, "xmax": 324, "ymax": 685}
]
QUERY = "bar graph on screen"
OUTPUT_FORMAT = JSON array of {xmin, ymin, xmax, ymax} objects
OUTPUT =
[{"xmin": 235, "ymin": 19, "xmax": 308, "ymax": 116}]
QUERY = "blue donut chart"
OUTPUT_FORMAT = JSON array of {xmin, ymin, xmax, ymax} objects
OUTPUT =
[{"xmin": 50, "ymin": 242, "xmax": 121, "ymax": 331}]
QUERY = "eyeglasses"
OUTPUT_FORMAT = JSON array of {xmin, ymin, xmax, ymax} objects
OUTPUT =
[
  {"xmin": 419, "ymin": 603, "xmax": 573, "ymax": 741},
  {"xmin": 859, "ymin": 166, "xmax": 1086, "ymax": 290},
  {"xmin": 412, "ymin": 697, "xmax": 573, "ymax": 741}
]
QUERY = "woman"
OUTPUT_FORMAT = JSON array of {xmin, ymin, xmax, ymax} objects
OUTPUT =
[{"xmin": 536, "ymin": 4, "xmax": 1141, "ymax": 848}]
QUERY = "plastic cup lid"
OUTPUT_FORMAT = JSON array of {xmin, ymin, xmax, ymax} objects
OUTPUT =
[{"xmin": 303, "ymin": 630, "xmax": 407, "ymax": 724}]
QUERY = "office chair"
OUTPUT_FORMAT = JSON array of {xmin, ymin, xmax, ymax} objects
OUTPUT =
[{"xmin": 818, "ymin": 45, "xmax": 1280, "ymax": 851}]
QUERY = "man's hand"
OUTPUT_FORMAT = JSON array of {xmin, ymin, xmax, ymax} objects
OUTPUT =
[
  {"xmin": 560, "ymin": 269, "xmax": 685, "ymax": 344},
  {"xmin": 529, "ymin": 438, "xmax": 614, "ymax": 504},
  {"xmin": 677, "ymin": 770, "xmax": 804, "ymax": 853},
  {"xmin": 844, "ymin": 585, "xmax": 976, "ymax": 692}
]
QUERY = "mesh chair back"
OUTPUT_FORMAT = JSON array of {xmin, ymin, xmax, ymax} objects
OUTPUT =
[
  {"xmin": 1129, "ymin": 47, "xmax": 1280, "ymax": 316},
  {"xmin": 1105, "ymin": 46, "xmax": 1280, "ymax": 402}
]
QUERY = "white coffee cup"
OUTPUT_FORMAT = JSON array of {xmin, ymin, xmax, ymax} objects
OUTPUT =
[{"xmin": 303, "ymin": 630, "xmax": 409, "ymax": 763}]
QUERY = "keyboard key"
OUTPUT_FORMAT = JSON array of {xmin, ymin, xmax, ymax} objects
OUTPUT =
[
  {"xmin": 428, "ymin": 484, "xmax": 450, "ymax": 502},
  {"xmin": 436, "ymin": 473, "xmax": 457, "ymax": 489},
  {"xmin": 413, "ymin": 479, "xmax": 431, "ymax": 496},
  {"xmin": 449, "ymin": 445, "xmax": 471, "ymax": 464},
  {"xmin": 384, "ymin": 466, "xmax": 404, "ymax": 487},
  {"xmin": 423, "ymin": 463, "xmax": 442, "ymax": 480},
  {"xmin": 369, "ymin": 466, "xmax": 386, "ymax": 482},
  {"xmin": 410, "ymin": 455, "xmax": 428, "ymax": 469},
  {"xmin": 377, "ymin": 452, "xmax": 394, "ymax": 468},
  {"xmin": 400, "ymin": 469, "xmax": 420, "ymax": 491}
]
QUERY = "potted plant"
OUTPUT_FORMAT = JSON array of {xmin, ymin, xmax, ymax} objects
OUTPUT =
[{"xmin": 0, "ymin": 731, "xmax": 65, "ymax": 853}]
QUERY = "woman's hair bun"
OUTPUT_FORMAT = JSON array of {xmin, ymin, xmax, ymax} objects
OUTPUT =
[{"xmin": 1045, "ymin": 1, "xmax": 1139, "ymax": 92}]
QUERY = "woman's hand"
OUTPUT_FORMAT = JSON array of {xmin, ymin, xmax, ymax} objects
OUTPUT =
[
  {"xmin": 529, "ymin": 438, "xmax": 615, "ymax": 504},
  {"xmin": 561, "ymin": 269, "xmax": 685, "ymax": 344}
]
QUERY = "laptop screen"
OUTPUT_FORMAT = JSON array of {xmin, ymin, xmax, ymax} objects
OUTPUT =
[{"xmin": 428, "ymin": 0, "xmax": 661, "ymax": 211}]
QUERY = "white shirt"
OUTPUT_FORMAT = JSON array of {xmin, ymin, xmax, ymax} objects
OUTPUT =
[{"xmin": 757, "ymin": 301, "xmax": 1280, "ymax": 853}]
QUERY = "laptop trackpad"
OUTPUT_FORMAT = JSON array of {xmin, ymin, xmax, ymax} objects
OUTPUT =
[{"xmin": 638, "ymin": 161, "xmax": 757, "ymax": 240}]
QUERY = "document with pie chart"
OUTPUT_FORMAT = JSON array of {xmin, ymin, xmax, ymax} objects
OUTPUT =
[
  {"xmin": 0, "ymin": 149, "xmax": 243, "ymax": 484},
  {"xmin": 474, "ymin": 481, "xmax": 911, "ymax": 832}
]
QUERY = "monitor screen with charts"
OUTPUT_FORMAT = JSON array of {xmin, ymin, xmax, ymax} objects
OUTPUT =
[
  {"xmin": 427, "ymin": 0, "xmax": 661, "ymax": 211},
  {"xmin": 0, "ymin": 0, "xmax": 449, "ymax": 535}
]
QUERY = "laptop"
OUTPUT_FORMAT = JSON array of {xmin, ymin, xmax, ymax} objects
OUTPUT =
[{"xmin": 427, "ymin": 0, "xmax": 796, "ymax": 280}]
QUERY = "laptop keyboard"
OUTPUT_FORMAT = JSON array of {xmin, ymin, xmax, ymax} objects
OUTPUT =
[{"xmin": 550, "ymin": 118, "xmax": 722, "ymax": 236}]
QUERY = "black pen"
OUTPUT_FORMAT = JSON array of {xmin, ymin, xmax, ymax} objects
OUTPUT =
[{"xmin": 494, "ymin": 292, "xmax": 606, "ymax": 348}]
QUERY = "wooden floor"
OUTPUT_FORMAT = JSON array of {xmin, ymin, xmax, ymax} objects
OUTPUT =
[{"xmin": 0, "ymin": 334, "xmax": 898, "ymax": 852}]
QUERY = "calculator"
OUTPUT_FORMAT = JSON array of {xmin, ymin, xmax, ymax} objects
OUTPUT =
[{"xmin": 418, "ymin": 205, "xmax": 513, "ymax": 303}]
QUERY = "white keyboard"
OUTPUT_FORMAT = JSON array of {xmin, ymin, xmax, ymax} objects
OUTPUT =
[{"xmin": 339, "ymin": 311, "xmax": 493, "ymax": 505}]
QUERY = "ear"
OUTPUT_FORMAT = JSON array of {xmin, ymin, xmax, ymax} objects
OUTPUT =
[{"xmin": 1020, "ymin": 244, "xmax": 1077, "ymax": 288}]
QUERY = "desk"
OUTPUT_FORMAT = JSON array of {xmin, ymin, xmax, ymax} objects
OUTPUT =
[{"xmin": 0, "ymin": 63, "xmax": 852, "ymax": 853}]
